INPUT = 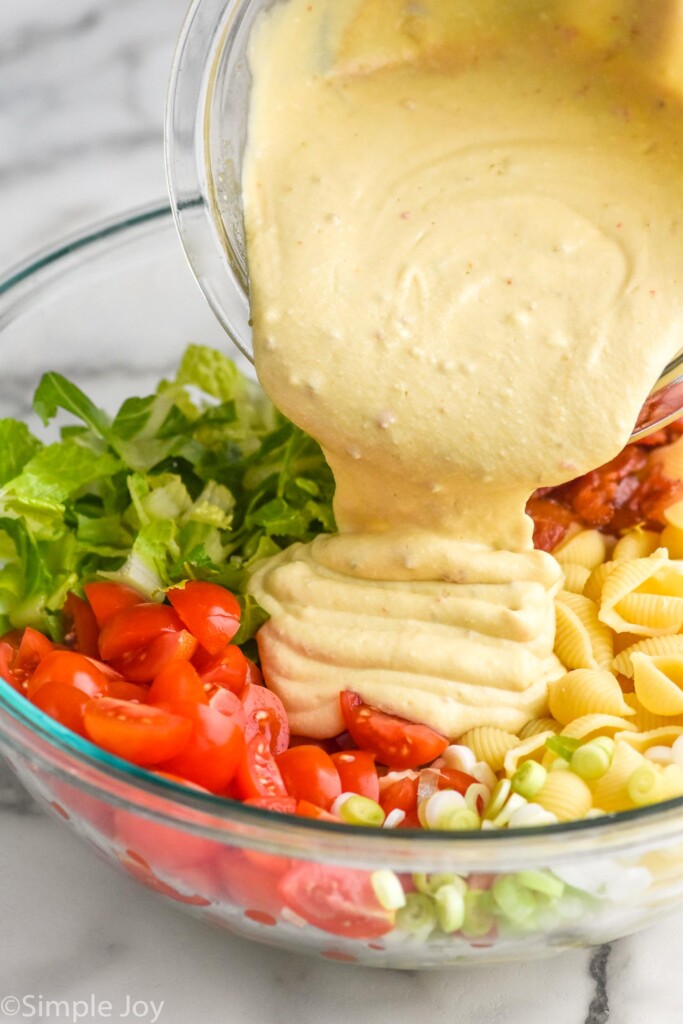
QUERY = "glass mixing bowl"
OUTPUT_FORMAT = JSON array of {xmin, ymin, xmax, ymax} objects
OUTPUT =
[
  {"xmin": 165, "ymin": 0, "xmax": 683, "ymax": 440},
  {"xmin": 2, "ymin": 205, "xmax": 683, "ymax": 967}
]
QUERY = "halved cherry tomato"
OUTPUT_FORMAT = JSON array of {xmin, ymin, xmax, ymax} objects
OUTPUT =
[
  {"xmin": 295, "ymin": 800, "xmax": 340, "ymax": 822},
  {"xmin": 241, "ymin": 683, "xmax": 289, "ymax": 756},
  {"xmin": 194, "ymin": 643, "xmax": 249, "ymax": 695},
  {"xmin": 279, "ymin": 863, "xmax": 395, "ymax": 939},
  {"xmin": 118, "ymin": 851, "xmax": 212, "ymax": 907},
  {"xmin": 276, "ymin": 745, "xmax": 341, "ymax": 809},
  {"xmin": 234, "ymin": 732, "xmax": 288, "ymax": 801},
  {"xmin": 148, "ymin": 660, "xmax": 208, "ymax": 706},
  {"xmin": 83, "ymin": 697, "xmax": 192, "ymax": 765},
  {"xmin": 244, "ymin": 795, "xmax": 297, "ymax": 814},
  {"xmin": 379, "ymin": 776, "xmax": 419, "ymax": 818},
  {"xmin": 32, "ymin": 682, "xmax": 90, "ymax": 736},
  {"xmin": 84, "ymin": 581, "xmax": 145, "ymax": 627},
  {"xmin": 437, "ymin": 767, "xmax": 477, "ymax": 793},
  {"xmin": 114, "ymin": 805, "xmax": 215, "ymax": 876},
  {"xmin": 245, "ymin": 658, "xmax": 263, "ymax": 687},
  {"xmin": 11, "ymin": 628, "xmax": 55, "ymax": 688},
  {"xmin": 340, "ymin": 691, "xmax": 448, "ymax": 769},
  {"xmin": 207, "ymin": 687, "xmax": 246, "ymax": 727},
  {"xmin": 98, "ymin": 603, "xmax": 183, "ymax": 662},
  {"xmin": 0, "ymin": 640, "xmax": 20, "ymax": 691},
  {"xmin": 158, "ymin": 702, "xmax": 245, "ymax": 793},
  {"xmin": 106, "ymin": 680, "xmax": 149, "ymax": 702},
  {"xmin": 63, "ymin": 593, "xmax": 100, "ymax": 659},
  {"xmin": 216, "ymin": 849, "xmax": 287, "ymax": 916},
  {"xmin": 110, "ymin": 629, "xmax": 197, "ymax": 683},
  {"xmin": 27, "ymin": 650, "xmax": 109, "ymax": 701},
  {"xmin": 331, "ymin": 750, "xmax": 380, "ymax": 801},
  {"xmin": 167, "ymin": 580, "xmax": 241, "ymax": 655}
]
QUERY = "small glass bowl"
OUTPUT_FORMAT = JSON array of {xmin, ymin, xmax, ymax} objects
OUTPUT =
[
  {"xmin": 2, "ymin": 206, "xmax": 683, "ymax": 966},
  {"xmin": 165, "ymin": 0, "xmax": 683, "ymax": 439}
]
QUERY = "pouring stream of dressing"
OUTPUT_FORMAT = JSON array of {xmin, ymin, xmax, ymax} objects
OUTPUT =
[{"xmin": 243, "ymin": 0, "xmax": 683, "ymax": 738}]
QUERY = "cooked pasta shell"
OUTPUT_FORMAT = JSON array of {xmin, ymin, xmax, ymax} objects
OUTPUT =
[
  {"xmin": 560, "ymin": 565, "xmax": 591, "ymax": 595},
  {"xmin": 459, "ymin": 727, "xmax": 519, "ymax": 773},
  {"xmin": 613, "ymin": 529, "xmax": 661, "ymax": 562},
  {"xmin": 554, "ymin": 592, "xmax": 613, "ymax": 670},
  {"xmin": 547, "ymin": 669, "xmax": 634, "ymax": 725},
  {"xmin": 518, "ymin": 716, "xmax": 561, "ymax": 739},
  {"xmin": 535, "ymin": 772, "xmax": 593, "ymax": 821},
  {"xmin": 632, "ymin": 652, "xmax": 683, "ymax": 716},
  {"xmin": 584, "ymin": 561, "xmax": 618, "ymax": 604},
  {"xmin": 622, "ymin": 692, "xmax": 683, "ymax": 731},
  {"xmin": 613, "ymin": 635, "xmax": 683, "ymax": 679},
  {"xmin": 558, "ymin": 713, "xmax": 637, "ymax": 741},
  {"xmin": 503, "ymin": 731, "xmax": 555, "ymax": 777},
  {"xmin": 660, "ymin": 525, "xmax": 683, "ymax": 560},
  {"xmin": 599, "ymin": 552, "xmax": 683, "ymax": 635},
  {"xmin": 592, "ymin": 741, "xmax": 646, "ymax": 812},
  {"xmin": 649, "ymin": 437, "xmax": 683, "ymax": 483},
  {"xmin": 555, "ymin": 529, "xmax": 608, "ymax": 570},
  {"xmin": 664, "ymin": 499, "xmax": 683, "ymax": 529},
  {"xmin": 615, "ymin": 726, "xmax": 683, "ymax": 753}
]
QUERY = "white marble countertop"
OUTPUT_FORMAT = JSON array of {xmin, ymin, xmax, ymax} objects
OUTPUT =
[{"xmin": 1, "ymin": 1, "xmax": 682, "ymax": 1021}]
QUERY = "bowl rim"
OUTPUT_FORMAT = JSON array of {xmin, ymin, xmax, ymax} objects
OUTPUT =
[{"xmin": 2, "ymin": 201, "xmax": 683, "ymax": 861}]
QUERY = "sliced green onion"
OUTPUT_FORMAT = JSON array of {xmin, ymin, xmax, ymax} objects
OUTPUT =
[
  {"xmin": 591, "ymin": 736, "xmax": 616, "ymax": 758},
  {"xmin": 371, "ymin": 869, "xmax": 407, "ymax": 911},
  {"xmin": 491, "ymin": 874, "xmax": 537, "ymax": 923},
  {"xmin": 516, "ymin": 870, "xmax": 565, "ymax": 898},
  {"xmin": 413, "ymin": 873, "xmax": 467, "ymax": 897},
  {"xmin": 571, "ymin": 741, "xmax": 613, "ymax": 781},
  {"xmin": 395, "ymin": 893, "xmax": 437, "ymax": 936},
  {"xmin": 484, "ymin": 779, "xmax": 511, "ymax": 820},
  {"xmin": 549, "ymin": 757, "xmax": 571, "ymax": 772},
  {"xmin": 627, "ymin": 765, "xmax": 664, "ymax": 807},
  {"xmin": 545, "ymin": 735, "xmax": 582, "ymax": 761},
  {"xmin": 421, "ymin": 790, "xmax": 479, "ymax": 830},
  {"xmin": 511, "ymin": 760, "xmax": 547, "ymax": 799},
  {"xmin": 336, "ymin": 794, "xmax": 385, "ymax": 827},
  {"xmin": 434, "ymin": 884, "xmax": 466, "ymax": 934},
  {"xmin": 492, "ymin": 792, "xmax": 527, "ymax": 828},
  {"xmin": 461, "ymin": 891, "xmax": 495, "ymax": 938}
]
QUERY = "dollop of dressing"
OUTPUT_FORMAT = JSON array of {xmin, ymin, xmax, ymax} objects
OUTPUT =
[{"xmin": 243, "ymin": 0, "xmax": 683, "ymax": 738}]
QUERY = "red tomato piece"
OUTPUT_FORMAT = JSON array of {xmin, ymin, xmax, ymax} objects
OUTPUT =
[
  {"xmin": 83, "ymin": 697, "xmax": 192, "ymax": 765},
  {"xmin": 216, "ymin": 849, "xmax": 287, "ymax": 916},
  {"xmin": 167, "ymin": 581, "xmax": 241, "ymax": 655},
  {"xmin": 340, "ymin": 691, "xmax": 448, "ymax": 770},
  {"xmin": 207, "ymin": 686, "xmax": 246, "ymax": 728},
  {"xmin": 84, "ymin": 581, "xmax": 145, "ymax": 627},
  {"xmin": 331, "ymin": 750, "xmax": 380, "ymax": 801},
  {"xmin": 114, "ymin": 808, "xmax": 215, "ymax": 876},
  {"xmin": 98, "ymin": 603, "xmax": 183, "ymax": 662},
  {"xmin": 437, "ymin": 767, "xmax": 478, "ymax": 793},
  {"xmin": 105, "ymin": 680, "xmax": 149, "ymax": 702},
  {"xmin": 27, "ymin": 650, "xmax": 109, "ymax": 701},
  {"xmin": 241, "ymin": 683, "xmax": 290, "ymax": 756},
  {"xmin": 194, "ymin": 643, "xmax": 249, "ymax": 695},
  {"xmin": 63, "ymin": 593, "xmax": 100, "ymax": 659},
  {"xmin": 243, "ymin": 795, "xmax": 297, "ymax": 814},
  {"xmin": 14, "ymin": 627, "xmax": 55, "ymax": 681},
  {"xmin": 379, "ymin": 776, "xmax": 419, "ymax": 817},
  {"xmin": 234, "ymin": 732, "xmax": 288, "ymax": 801},
  {"xmin": 276, "ymin": 745, "xmax": 342, "ymax": 810},
  {"xmin": 118, "ymin": 852, "xmax": 212, "ymax": 907},
  {"xmin": 110, "ymin": 629, "xmax": 197, "ymax": 683},
  {"xmin": 295, "ymin": 800, "xmax": 340, "ymax": 822},
  {"xmin": 245, "ymin": 658, "xmax": 263, "ymax": 687},
  {"xmin": 148, "ymin": 660, "xmax": 208, "ymax": 706},
  {"xmin": 0, "ymin": 640, "xmax": 19, "ymax": 691},
  {"xmin": 158, "ymin": 702, "xmax": 246, "ymax": 793},
  {"xmin": 279, "ymin": 863, "xmax": 395, "ymax": 939},
  {"xmin": 32, "ymin": 682, "xmax": 90, "ymax": 736}
]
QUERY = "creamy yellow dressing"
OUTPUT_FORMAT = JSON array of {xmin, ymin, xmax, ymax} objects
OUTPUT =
[{"xmin": 243, "ymin": 0, "xmax": 683, "ymax": 738}]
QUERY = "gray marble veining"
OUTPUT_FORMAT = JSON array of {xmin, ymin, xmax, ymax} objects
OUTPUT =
[{"xmin": 1, "ymin": 1, "xmax": 683, "ymax": 1021}]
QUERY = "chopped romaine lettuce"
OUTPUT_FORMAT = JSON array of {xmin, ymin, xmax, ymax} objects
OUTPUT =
[{"xmin": 0, "ymin": 345, "xmax": 334, "ymax": 642}]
